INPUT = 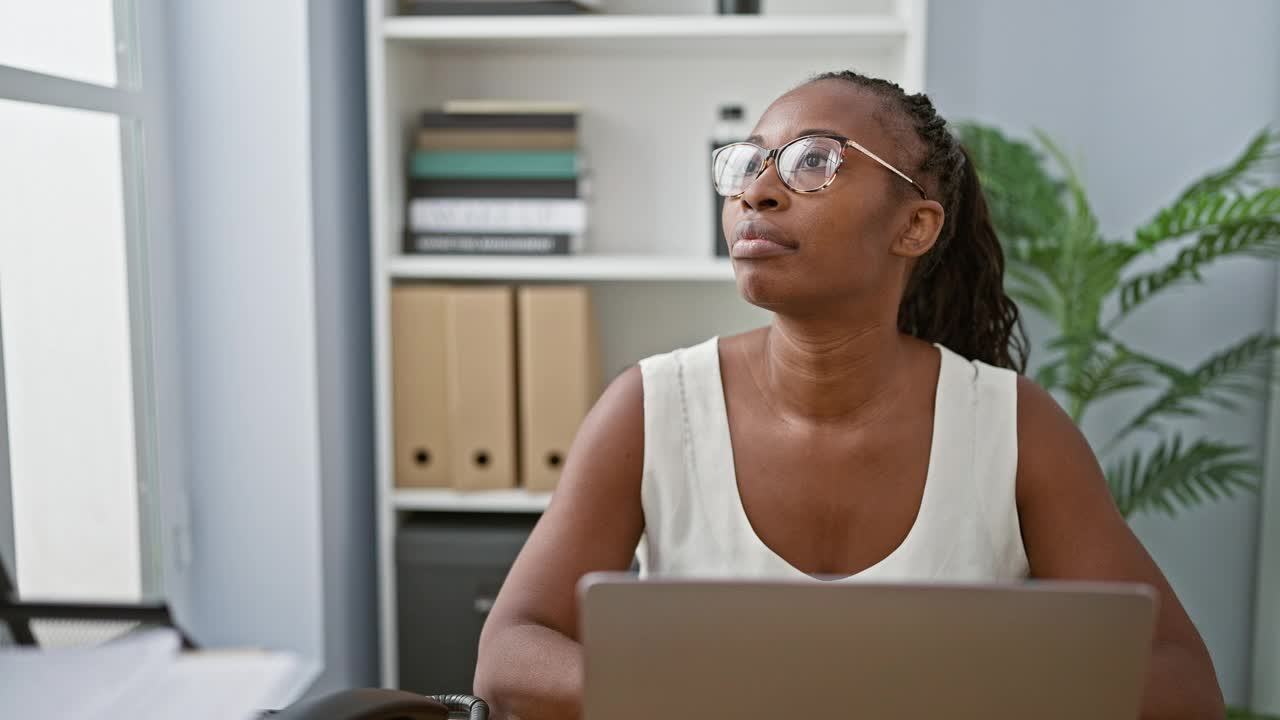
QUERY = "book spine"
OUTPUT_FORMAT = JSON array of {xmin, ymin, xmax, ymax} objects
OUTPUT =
[
  {"xmin": 416, "ymin": 128, "xmax": 579, "ymax": 151},
  {"xmin": 408, "ymin": 198, "xmax": 586, "ymax": 233},
  {"xmin": 404, "ymin": 233, "xmax": 574, "ymax": 255},
  {"xmin": 409, "ymin": 178, "xmax": 579, "ymax": 199},
  {"xmin": 410, "ymin": 150, "xmax": 578, "ymax": 180},
  {"xmin": 419, "ymin": 112, "xmax": 577, "ymax": 130}
]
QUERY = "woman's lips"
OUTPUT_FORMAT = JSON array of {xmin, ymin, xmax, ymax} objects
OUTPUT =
[
  {"xmin": 731, "ymin": 237, "xmax": 796, "ymax": 259},
  {"xmin": 731, "ymin": 220, "xmax": 797, "ymax": 259}
]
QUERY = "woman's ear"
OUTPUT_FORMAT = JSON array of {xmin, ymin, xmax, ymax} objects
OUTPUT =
[{"xmin": 890, "ymin": 199, "xmax": 945, "ymax": 259}]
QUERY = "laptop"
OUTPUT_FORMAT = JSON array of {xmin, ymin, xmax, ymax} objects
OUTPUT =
[{"xmin": 578, "ymin": 573, "xmax": 1156, "ymax": 720}]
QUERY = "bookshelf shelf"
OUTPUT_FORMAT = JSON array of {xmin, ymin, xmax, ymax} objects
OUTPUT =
[
  {"xmin": 389, "ymin": 254, "xmax": 735, "ymax": 282},
  {"xmin": 384, "ymin": 15, "xmax": 908, "ymax": 52},
  {"xmin": 393, "ymin": 487, "xmax": 552, "ymax": 513}
]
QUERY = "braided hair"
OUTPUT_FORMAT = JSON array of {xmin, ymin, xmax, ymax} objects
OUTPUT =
[{"xmin": 806, "ymin": 71, "xmax": 1028, "ymax": 373}]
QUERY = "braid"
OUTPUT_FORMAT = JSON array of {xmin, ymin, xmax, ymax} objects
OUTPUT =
[{"xmin": 806, "ymin": 70, "xmax": 1029, "ymax": 373}]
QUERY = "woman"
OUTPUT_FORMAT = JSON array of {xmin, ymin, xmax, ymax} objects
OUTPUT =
[{"xmin": 473, "ymin": 70, "xmax": 1224, "ymax": 720}]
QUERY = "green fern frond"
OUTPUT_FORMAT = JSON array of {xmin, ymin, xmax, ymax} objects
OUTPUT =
[
  {"xmin": 1134, "ymin": 187, "xmax": 1280, "ymax": 249},
  {"xmin": 1005, "ymin": 261, "xmax": 1061, "ymax": 320},
  {"xmin": 1043, "ymin": 332, "xmax": 1163, "ymax": 424},
  {"xmin": 1063, "ymin": 346, "xmax": 1153, "ymax": 423},
  {"xmin": 1119, "ymin": 219, "xmax": 1280, "ymax": 315},
  {"xmin": 1100, "ymin": 337, "xmax": 1193, "ymax": 386},
  {"xmin": 1176, "ymin": 126, "xmax": 1280, "ymax": 203},
  {"xmin": 1009, "ymin": 235, "xmax": 1073, "ymax": 279},
  {"xmin": 955, "ymin": 122, "xmax": 1069, "ymax": 243},
  {"xmin": 1108, "ymin": 333, "xmax": 1279, "ymax": 453},
  {"xmin": 1033, "ymin": 359, "xmax": 1064, "ymax": 392},
  {"xmin": 1077, "ymin": 242, "xmax": 1133, "ymax": 309},
  {"xmin": 1032, "ymin": 129, "xmax": 1096, "ymax": 231},
  {"xmin": 1106, "ymin": 435, "xmax": 1257, "ymax": 518}
]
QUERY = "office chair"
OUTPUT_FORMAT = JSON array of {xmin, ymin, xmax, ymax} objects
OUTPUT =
[{"xmin": 0, "ymin": 555, "xmax": 195, "ymax": 649}]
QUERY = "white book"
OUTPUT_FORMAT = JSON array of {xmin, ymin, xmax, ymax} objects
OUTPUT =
[{"xmin": 409, "ymin": 198, "xmax": 587, "ymax": 233}]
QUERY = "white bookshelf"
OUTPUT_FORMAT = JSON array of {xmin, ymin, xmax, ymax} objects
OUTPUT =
[
  {"xmin": 366, "ymin": 0, "xmax": 928, "ymax": 687},
  {"xmin": 389, "ymin": 254, "xmax": 735, "ymax": 281},
  {"xmin": 383, "ymin": 14, "xmax": 909, "ymax": 52},
  {"xmin": 393, "ymin": 488, "xmax": 553, "ymax": 513}
]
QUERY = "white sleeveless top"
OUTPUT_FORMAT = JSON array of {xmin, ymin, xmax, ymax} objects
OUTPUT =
[{"xmin": 635, "ymin": 336, "xmax": 1029, "ymax": 582}]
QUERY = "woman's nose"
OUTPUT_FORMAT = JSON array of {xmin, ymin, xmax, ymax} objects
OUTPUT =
[{"xmin": 736, "ymin": 155, "xmax": 787, "ymax": 211}]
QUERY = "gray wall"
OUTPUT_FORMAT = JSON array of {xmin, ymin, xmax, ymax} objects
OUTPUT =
[
  {"xmin": 162, "ymin": 0, "xmax": 379, "ymax": 695},
  {"xmin": 167, "ymin": 0, "xmax": 327, "ymax": 670},
  {"xmin": 926, "ymin": 0, "xmax": 1280, "ymax": 704},
  {"xmin": 307, "ymin": 0, "xmax": 379, "ymax": 696}
]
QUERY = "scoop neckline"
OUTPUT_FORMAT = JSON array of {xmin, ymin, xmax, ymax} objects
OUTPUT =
[{"xmin": 708, "ymin": 337, "xmax": 950, "ymax": 582}]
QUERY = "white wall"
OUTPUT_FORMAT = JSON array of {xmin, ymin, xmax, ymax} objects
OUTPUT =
[
  {"xmin": 166, "ymin": 0, "xmax": 326, "ymax": 668},
  {"xmin": 926, "ymin": 0, "xmax": 1280, "ymax": 704}
]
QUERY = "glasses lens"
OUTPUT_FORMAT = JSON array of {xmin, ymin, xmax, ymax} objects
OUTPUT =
[
  {"xmin": 777, "ymin": 136, "xmax": 844, "ymax": 192},
  {"xmin": 713, "ymin": 143, "xmax": 767, "ymax": 197}
]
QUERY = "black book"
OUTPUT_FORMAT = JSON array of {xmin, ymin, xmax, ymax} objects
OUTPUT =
[
  {"xmin": 409, "ymin": 178, "xmax": 578, "ymax": 199},
  {"xmin": 404, "ymin": 232, "xmax": 573, "ymax": 255},
  {"xmin": 419, "ymin": 112, "xmax": 577, "ymax": 130}
]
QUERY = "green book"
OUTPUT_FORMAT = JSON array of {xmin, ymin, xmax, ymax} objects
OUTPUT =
[{"xmin": 410, "ymin": 150, "xmax": 578, "ymax": 179}]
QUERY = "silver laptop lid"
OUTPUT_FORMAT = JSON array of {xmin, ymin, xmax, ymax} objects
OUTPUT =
[{"xmin": 579, "ymin": 573, "xmax": 1155, "ymax": 720}]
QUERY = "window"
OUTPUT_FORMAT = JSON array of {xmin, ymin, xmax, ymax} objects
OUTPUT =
[
  {"xmin": 0, "ymin": 1, "xmax": 122, "ymax": 87},
  {"xmin": 0, "ymin": 0, "xmax": 162, "ymax": 604}
]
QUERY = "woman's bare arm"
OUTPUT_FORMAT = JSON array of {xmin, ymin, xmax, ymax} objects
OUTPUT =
[
  {"xmin": 473, "ymin": 365, "xmax": 646, "ymax": 720},
  {"xmin": 1014, "ymin": 376, "xmax": 1225, "ymax": 720}
]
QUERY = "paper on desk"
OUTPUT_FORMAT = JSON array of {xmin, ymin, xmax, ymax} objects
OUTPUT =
[
  {"xmin": 0, "ymin": 625, "xmax": 179, "ymax": 717},
  {"xmin": 0, "ymin": 627, "xmax": 306, "ymax": 720}
]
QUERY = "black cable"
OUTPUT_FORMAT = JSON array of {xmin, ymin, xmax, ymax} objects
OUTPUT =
[{"xmin": 429, "ymin": 694, "xmax": 489, "ymax": 720}]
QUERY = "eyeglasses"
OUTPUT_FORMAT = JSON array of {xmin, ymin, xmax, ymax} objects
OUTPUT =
[{"xmin": 711, "ymin": 134, "xmax": 928, "ymax": 200}]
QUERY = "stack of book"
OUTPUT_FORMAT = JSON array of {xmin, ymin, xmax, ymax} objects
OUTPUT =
[
  {"xmin": 406, "ymin": 100, "xmax": 587, "ymax": 256},
  {"xmin": 398, "ymin": 0, "xmax": 601, "ymax": 16}
]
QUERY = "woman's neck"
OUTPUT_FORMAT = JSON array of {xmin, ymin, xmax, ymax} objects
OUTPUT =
[{"xmin": 753, "ymin": 314, "xmax": 913, "ymax": 429}]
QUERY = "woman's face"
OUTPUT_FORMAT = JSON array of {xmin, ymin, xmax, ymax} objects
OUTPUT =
[{"xmin": 721, "ymin": 80, "xmax": 940, "ymax": 320}]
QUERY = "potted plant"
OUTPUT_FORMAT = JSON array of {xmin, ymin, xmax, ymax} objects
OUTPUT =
[
  {"xmin": 958, "ymin": 121, "xmax": 1279, "ymax": 718},
  {"xmin": 959, "ymin": 122, "xmax": 1279, "ymax": 516}
]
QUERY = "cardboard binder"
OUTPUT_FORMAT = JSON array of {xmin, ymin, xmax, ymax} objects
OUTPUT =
[
  {"xmin": 391, "ymin": 285, "xmax": 452, "ymax": 488},
  {"xmin": 445, "ymin": 286, "xmax": 518, "ymax": 490},
  {"xmin": 516, "ymin": 286, "xmax": 600, "ymax": 492}
]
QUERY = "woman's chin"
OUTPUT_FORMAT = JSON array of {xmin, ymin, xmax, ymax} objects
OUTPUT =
[{"xmin": 733, "ymin": 263, "xmax": 792, "ymax": 310}]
